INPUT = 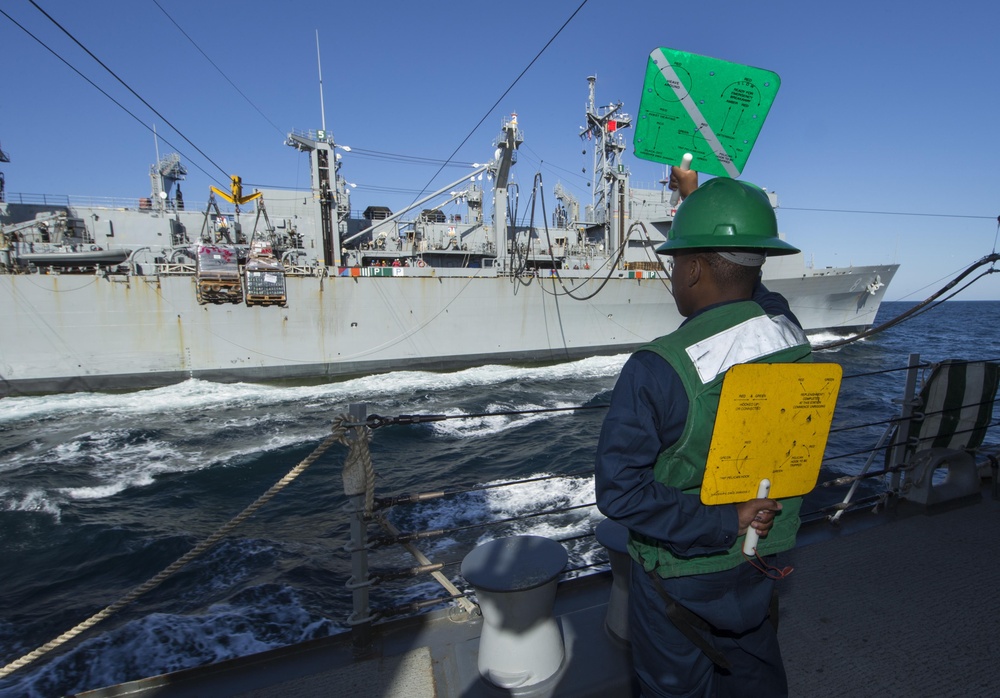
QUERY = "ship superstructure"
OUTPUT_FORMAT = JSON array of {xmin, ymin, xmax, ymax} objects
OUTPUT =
[{"xmin": 0, "ymin": 80, "xmax": 896, "ymax": 396}]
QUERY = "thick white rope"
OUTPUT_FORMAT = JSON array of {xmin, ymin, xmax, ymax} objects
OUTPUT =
[{"xmin": 0, "ymin": 415, "xmax": 364, "ymax": 681}]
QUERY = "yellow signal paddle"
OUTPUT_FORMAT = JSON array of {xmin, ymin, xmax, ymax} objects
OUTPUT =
[{"xmin": 701, "ymin": 363, "xmax": 842, "ymax": 554}]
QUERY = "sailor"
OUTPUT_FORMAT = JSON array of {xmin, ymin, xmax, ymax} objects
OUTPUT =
[{"xmin": 595, "ymin": 170, "xmax": 810, "ymax": 697}]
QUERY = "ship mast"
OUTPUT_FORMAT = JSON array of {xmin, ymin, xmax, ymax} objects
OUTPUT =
[
  {"xmin": 490, "ymin": 113, "xmax": 523, "ymax": 270},
  {"xmin": 581, "ymin": 76, "xmax": 631, "ymax": 256},
  {"xmin": 316, "ymin": 31, "xmax": 327, "ymax": 134},
  {"xmin": 284, "ymin": 32, "xmax": 346, "ymax": 267},
  {"xmin": 286, "ymin": 130, "xmax": 345, "ymax": 267}
]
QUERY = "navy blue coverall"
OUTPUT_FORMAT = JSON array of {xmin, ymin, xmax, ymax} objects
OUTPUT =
[{"xmin": 594, "ymin": 283, "xmax": 800, "ymax": 697}]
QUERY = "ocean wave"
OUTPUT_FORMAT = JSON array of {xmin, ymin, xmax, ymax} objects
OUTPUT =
[
  {"xmin": 0, "ymin": 355, "xmax": 629, "ymax": 427},
  {"xmin": 393, "ymin": 471, "xmax": 601, "ymax": 557},
  {"xmin": 0, "ymin": 486, "xmax": 63, "ymax": 522},
  {"xmin": 0, "ymin": 584, "xmax": 341, "ymax": 698},
  {"xmin": 807, "ymin": 330, "xmax": 868, "ymax": 351}
]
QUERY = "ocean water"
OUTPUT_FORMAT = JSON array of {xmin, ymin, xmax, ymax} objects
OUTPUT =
[{"xmin": 1, "ymin": 300, "xmax": 998, "ymax": 696}]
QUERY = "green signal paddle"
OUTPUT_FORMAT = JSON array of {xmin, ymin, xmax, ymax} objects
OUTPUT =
[{"xmin": 634, "ymin": 48, "xmax": 781, "ymax": 177}]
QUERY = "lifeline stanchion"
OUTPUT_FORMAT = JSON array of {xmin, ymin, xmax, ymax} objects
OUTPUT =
[{"xmin": 342, "ymin": 403, "xmax": 375, "ymax": 656}]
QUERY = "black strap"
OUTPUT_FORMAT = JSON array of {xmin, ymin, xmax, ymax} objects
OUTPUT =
[
  {"xmin": 648, "ymin": 570, "xmax": 732, "ymax": 671},
  {"xmin": 769, "ymin": 587, "xmax": 780, "ymax": 632}
]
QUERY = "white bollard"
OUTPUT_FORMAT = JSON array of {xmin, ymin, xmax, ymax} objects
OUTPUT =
[{"xmin": 461, "ymin": 535, "xmax": 568, "ymax": 689}]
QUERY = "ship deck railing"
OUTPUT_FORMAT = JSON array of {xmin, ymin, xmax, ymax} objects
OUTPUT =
[
  {"xmin": 4, "ymin": 191, "xmax": 239, "ymax": 215},
  {"xmin": 331, "ymin": 353, "xmax": 999, "ymax": 644},
  {"xmin": 282, "ymin": 264, "xmax": 324, "ymax": 277},
  {"xmin": 151, "ymin": 262, "xmax": 324, "ymax": 277},
  {"xmin": 155, "ymin": 262, "xmax": 197, "ymax": 275}
]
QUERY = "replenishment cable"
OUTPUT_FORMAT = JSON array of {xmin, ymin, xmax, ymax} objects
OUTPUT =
[{"xmin": 816, "ymin": 252, "xmax": 1000, "ymax": 350}]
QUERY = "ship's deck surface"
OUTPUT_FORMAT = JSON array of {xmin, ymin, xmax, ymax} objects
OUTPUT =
[
  {"xmin": 782, "ymin": 494, "xmax": 999, "ymax": 697},
  {"xmin": 75, "ymin": 492, "xmax": 1000, "ymax": 698}
]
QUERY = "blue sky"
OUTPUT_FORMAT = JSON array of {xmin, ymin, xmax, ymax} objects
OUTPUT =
[{"xmin": 2, "ymin": 0, "xmax": 998, "ymax": 300}]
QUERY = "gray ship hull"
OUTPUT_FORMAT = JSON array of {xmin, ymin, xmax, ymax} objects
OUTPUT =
[{"xmin": 0, "ymin": 259, "xmax": 896, "ymax": 396}]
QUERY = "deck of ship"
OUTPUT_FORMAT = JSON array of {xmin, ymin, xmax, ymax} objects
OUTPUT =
[
  {"xmin": 75, "ymin": 491, "xmax": 1000, "ymax": 698},
  {"xmin": 782, "ymin": 494, "xmax": 1000, "ymax": 697}
]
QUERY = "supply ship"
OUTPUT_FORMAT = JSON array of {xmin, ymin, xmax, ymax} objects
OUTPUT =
[{"xmin": 0, "ymin": 78, "xmax": 896, "ymax": 397}]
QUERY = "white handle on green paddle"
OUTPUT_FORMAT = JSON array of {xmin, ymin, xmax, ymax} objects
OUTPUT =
[
  {"xmin": 668, "ymin": 153, "xmax": 693, "ymax": 206},
  {"xmin": 742, "ymin": 478, "xmax": 771, "ymax": 556}
]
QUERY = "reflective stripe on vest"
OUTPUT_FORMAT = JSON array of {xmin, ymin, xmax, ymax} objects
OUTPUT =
[{"xmin": 686, "ymin": 314, "xmax": 808, "ymax": 384}]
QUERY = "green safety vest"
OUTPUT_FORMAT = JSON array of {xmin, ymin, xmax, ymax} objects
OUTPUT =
[{"xmin": 628, "ymin": 301, "xmax": 812, "ymax": 578}]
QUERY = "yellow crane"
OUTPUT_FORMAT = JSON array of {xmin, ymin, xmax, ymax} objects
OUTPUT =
[{"xmin": 210, "ymin": 175, "xmax": 262, "ymax": 206}]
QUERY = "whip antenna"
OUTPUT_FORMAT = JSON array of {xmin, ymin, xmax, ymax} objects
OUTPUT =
[{"xmin": 316, "ymin": 30, "xmax": 327, "ymax": 132}]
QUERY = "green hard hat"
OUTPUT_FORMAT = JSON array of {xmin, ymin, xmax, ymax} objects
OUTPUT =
[{"xmin": 656, "ymin": 177, "xmax": 800, "ymax": 256}]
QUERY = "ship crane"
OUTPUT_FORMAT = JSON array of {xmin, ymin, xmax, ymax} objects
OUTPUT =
[
  {"xmin": 199, "ymin": 175, "xmax": 262, "ymax": 244},
  {"xmin": 211, "ymin": 175, "xmax": 263, "ymax": 209},
  {"xmin": 200, "ymin": 192, "xmax": 238, "ymax": 244},
  {"xmin": 198, "ymin": 175, "xmax": 277, "ymax": 252},
  {"xmin": 580, "ymin": 77, "xmax": 632, "ymax": 256}
]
